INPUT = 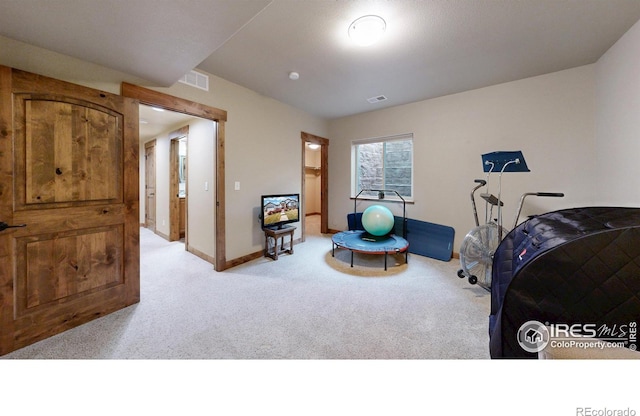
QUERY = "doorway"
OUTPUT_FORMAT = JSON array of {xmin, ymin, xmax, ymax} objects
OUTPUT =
[
  {"xmin": 140, "ymin": 109, "xmax": 216, "ymax": 264},
  {"xmin": 123, "ymin": 83, "xmax": 228, "ymax": 271},
  {"xmin": 169, "ymin": 126, "xmax": 188, "ymax": 243},
  {"xmin": 144, "ymin": 140, "xmax": 156, "ymax": 232},
  {"xmin": 301, "ymin": 132, "xmax": 329, "ymax": 240}
]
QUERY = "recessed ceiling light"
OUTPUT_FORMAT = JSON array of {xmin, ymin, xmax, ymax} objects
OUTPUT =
[
  {"xmin": 289, "ymin": 71, "xmax": 300, "ymax": 80},
  {"xmin": 348, "ymin": 15, "xmax": 386, "ymax": 47}
]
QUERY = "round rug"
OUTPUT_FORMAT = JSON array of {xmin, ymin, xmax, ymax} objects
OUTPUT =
[{"xmin": 324, "ymin": 249, "xmax": 408, "ymax": 277}]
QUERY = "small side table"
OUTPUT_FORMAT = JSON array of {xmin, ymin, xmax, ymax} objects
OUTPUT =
[{"xmin": 263, "ymin": 226, "xmax": 296, "ymax": 260}]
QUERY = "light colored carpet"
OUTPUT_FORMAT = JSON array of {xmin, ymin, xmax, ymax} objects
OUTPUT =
[{"xmin": 2, "ymin": 222, "xmax": 491, "ymax": 359}]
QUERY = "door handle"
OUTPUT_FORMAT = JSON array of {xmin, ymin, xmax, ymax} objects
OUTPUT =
[{"xmin": 0, "ymin": 222, "xmax": 27, "ymax": 232}]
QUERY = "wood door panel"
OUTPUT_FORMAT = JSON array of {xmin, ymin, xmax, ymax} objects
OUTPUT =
[
  {"xmin": 0, "ymin": 66, "xmax": 13, "ymax": 354},
  {"xmin": 16, "ymin": 225, "xmax": 123, "ymax": 313},
  {"xmin": 12, "ymin": 285, "xmax": 129, "ymax": 349},
  {"xmin": 16, "ymin": 94, "xmax": 122, "ymax": 208},
  {"xmin": 13, "ymin": 205, "xmax": 124, "ymax": 235},
  {"xmin": 0, "ymin": 66, "xmax": 139, "ymax": 355}
]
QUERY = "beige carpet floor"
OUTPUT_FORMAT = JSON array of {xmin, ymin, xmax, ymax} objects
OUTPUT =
[{"xmin": 2, "ymin": 217, "xmax": 491, "ymax": 359}]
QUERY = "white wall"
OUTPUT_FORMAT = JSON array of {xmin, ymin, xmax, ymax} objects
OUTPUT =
[
  {"xmin": 328, "ymin": 65, "xmax": 596, "ymax": 249},
  {"xmin": 187, "ymin": 119, "xmax": 216, "ymax": 256},
  {"xmin": 155, "ymin": 135, "xmax": 171, "ymax": 235},
  {"xmin": 595, "ymin": 18, "xmax": 640, "ymax": 206}
]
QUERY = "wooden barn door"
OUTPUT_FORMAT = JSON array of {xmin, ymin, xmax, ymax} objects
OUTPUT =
[{"xmin": 0, "ymin": 66, "xmax": 140, "ymax": 355}]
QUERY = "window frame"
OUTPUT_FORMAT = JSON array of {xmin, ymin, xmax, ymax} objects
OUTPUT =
[{"xmin": 351, "ymin": 133, "xmax": 414, "ymax": 202}]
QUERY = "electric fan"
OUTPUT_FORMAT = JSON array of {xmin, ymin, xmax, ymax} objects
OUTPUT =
[{"xmin": 457, "ymin": 223, "xmax": 506, "ymax": 288}]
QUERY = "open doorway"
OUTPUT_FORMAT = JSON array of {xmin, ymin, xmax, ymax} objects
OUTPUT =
[
  {"xmin": 144, "ymin": 139, "xmax": 157, "ymax": 232},
  {"xmin": 127, "ymin": 83, "xmax": 228, "ymax": 271},
  {"xmin": 301, "ymin": 132, "xmax": 329, "ymax": 241},
  {"xmin": 169, "ymin": 127, "xmax": 188, "ymax": 243},
  {"xmin": 139, "ymin": 105, "xmax": 217, "ymax": 264}
]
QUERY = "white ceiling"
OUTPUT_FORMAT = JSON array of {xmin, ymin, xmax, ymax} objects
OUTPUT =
[
  {"xmin": 2, "ymin": 0, "xmax": 640, "ymax": 120},
  {"xmin": 0, "ymin": 0, "xmax": 271, "ymax": 85},
  {"xmin": 139, "ymin": 105, "xmax": 203, "ymax": 142}
]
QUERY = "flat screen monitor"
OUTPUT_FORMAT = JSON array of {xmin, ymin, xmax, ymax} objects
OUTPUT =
[{"xmin": 261, "ymin": 193, "xmax": 300, "ymax": 229}]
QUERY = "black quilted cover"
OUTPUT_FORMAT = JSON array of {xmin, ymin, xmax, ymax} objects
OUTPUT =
[{"xmin": 489, "ymin": 207, "xmax": 640, "ymax": 358}]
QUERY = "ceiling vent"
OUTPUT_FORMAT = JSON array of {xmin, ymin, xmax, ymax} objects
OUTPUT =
[
  {"xmin": 367, "ymin": 95, "xmax": 387, "ymax": 104},
  {"xmin": 178, "ymin": 70, "xmax": 209, "ymax": 91}
]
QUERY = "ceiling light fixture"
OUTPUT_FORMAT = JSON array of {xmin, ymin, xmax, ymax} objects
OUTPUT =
[
  {"xmin": 151, "ymin": 107, "xmax": 165, "ymax": 112},
  {"xmin": 289, "ymin": 71, "xmax": 300, "ymax": 80},
  {"xmin": 348, "ymin": 15, "xmax": 386, "ymax": 47},
  {"xmin": 307, "ymin": 143, "xmax": 320, "ymax": 150}
]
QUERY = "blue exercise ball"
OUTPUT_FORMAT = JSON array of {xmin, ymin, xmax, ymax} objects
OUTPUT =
[{"xmin": 362, "ymin": 205, "xmax": 395, "ymax": 236}]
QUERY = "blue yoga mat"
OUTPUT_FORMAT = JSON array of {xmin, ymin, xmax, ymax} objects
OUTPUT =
[{"xmin": 402, "ymin": 217, "xmax": 455, "ymax": 261}]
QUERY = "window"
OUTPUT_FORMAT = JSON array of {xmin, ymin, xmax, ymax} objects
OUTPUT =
[{"xmin": 352, "ymin": 133, "xmax": 413, "ymax": 200}]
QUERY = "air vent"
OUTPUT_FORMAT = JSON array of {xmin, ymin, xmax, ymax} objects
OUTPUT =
[
  {"xmin": 178, "ymin": 70, "xmax": 209, "ymax": 91},
  {"xmin": 367, "ymin": 95, "xmax": 387, "ymax": 103}
]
